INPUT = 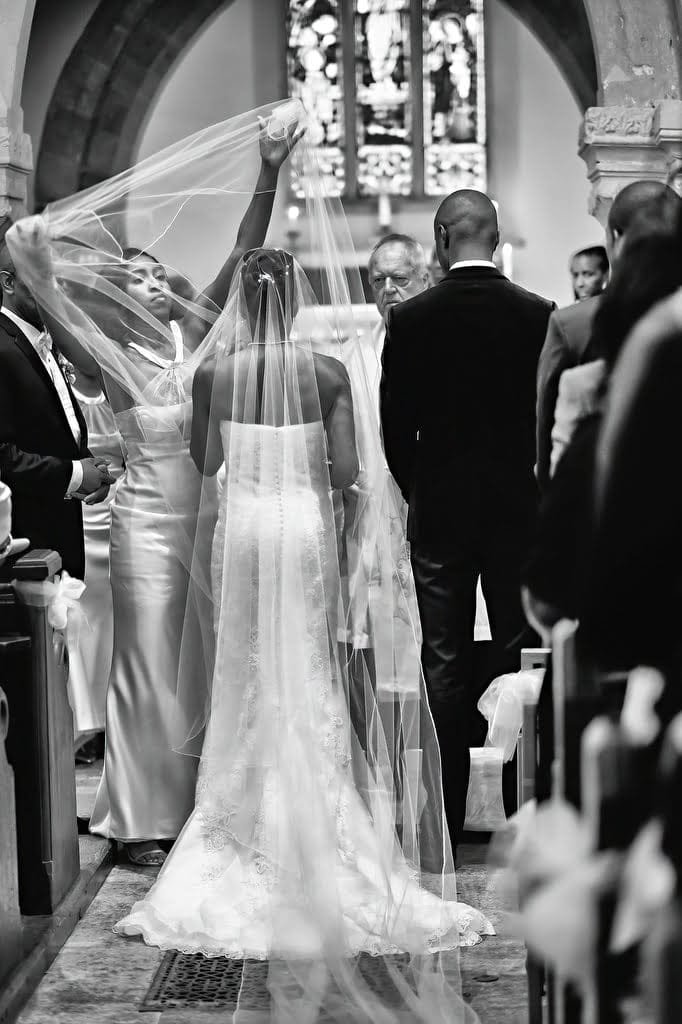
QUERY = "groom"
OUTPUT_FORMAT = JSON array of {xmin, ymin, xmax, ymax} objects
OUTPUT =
[{"xmin": 380, "ymin": 189, "xmax": 555, "ymax": 848}]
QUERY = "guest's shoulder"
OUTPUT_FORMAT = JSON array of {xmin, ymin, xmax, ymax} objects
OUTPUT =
[
  {"xmin": 618, "ymin": 289, "xmax": 682, "ymax": 374},
  {"xmin": 553, "ymin": 294, "xmax": 600, "ymax": 331}
]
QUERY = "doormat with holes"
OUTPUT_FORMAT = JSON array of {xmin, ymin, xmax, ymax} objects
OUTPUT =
[{"xmin": 140, "ymin": 951, "xmax": 415, "ymax": 1012}]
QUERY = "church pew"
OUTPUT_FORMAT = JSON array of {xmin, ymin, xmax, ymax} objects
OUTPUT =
[
  {"xmin": 0, "ymin": 550, "xmax": 80, "ymax": 914},
  {"xmin": 518, "ymin": 648, "xmax": 548, "ymax": 1024},
  {"xmin": 645, "ymin": 715, "xmax": 682, "ymax": 1024},
  {"xmin": 0, "ymin": 682, "xmax": 22, "ymax": 984}
]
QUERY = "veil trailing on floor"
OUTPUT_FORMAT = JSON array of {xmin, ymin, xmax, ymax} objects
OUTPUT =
[{"xmin": 9, "ymin": 100, "xmax": 488, "ymax": 1021}]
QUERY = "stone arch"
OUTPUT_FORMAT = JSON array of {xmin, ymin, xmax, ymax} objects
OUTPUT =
[
  {"xmin": 502, "ymin": 0, "xmax": 598, "ymax": 112},
  {"xmin": 35, "ymin": 0, "xmax": 234, "ymax": 208}
]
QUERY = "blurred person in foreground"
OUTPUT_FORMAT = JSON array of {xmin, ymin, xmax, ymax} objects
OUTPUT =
[{"xmin": 523, "ymin": 213, "xmax": 682, "ymax": 799}]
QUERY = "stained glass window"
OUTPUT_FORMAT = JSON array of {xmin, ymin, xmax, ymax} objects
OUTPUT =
[
  {"xmin": 423, "ymin": 0, "xmax": 486, "ymax": 195},
  {"xmin": 285, "ymin": 0, "xmax": 487, "ymax": 200},
  {"xmin": 287, "ymin": 0, "xmax": 345, "ymax": 198},
  {"xmin": 354, "ymin": 0, "xmax": 412, "ymax": 197}
]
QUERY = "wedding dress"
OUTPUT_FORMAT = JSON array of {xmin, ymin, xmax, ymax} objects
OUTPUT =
[
  {"xmin": 117, "ymin": 417, "xmax": 492, "ymax": 955},
  {"xmin": 114, "ymin": 247, "xmax": 491, "ymax": 1023}
]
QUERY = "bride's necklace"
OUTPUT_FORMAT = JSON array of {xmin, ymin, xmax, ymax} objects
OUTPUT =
[{"xmin": 128, "ymin": 321, "xmax": 183, "ymax": 368}]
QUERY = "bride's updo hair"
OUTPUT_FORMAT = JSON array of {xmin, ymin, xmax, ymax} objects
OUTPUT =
[{"xmin": 240, "ymin": 247, "xmax": 295, "ymax": 340}]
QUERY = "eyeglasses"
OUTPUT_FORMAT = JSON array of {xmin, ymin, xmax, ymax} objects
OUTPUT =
[{"xmin": 369, "ymin": 274, "xmax": 412, "ymax": 291}]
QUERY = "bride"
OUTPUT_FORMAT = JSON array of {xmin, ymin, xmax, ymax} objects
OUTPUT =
[{"xmin": 116, "ymin": 245, "xmax": 492, "ymax": 1020}]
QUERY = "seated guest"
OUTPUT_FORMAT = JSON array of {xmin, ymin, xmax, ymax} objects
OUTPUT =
[
  {"xmin": 523, "ymin": 218, "xmax": 682, "ymax": 798},
  {"xmin": 536, "ymin": 181, "xmax": 680, "ymax": 492},
  {"xmin": 569, "ymin": 244, "xmax": 609, "ymax": 302}
]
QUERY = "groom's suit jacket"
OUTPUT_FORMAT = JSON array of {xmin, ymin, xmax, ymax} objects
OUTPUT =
[
  {"xmin": 0, "ymin": 312, "xmax": 90, "ymax": 577},
  {"xmin": 380, "ymin": 266, "xmax": 555, "ymax": 549}
]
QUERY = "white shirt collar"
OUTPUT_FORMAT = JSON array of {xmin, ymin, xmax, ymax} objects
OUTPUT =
[
  {"xmin": 0, "ymin": 306, "xmax": 45, "ymax": 348},
  {"xmin": 449, "ymin": 260, "xmax": 497, "ymax": 271}
]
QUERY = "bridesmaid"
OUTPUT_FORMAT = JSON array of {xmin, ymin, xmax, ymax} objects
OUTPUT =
[
  {"xmin": 67, "ymin": 367, "xmax": 124, "ymax": 756},
  {"xmin": 14, "ymin": 119, "xmax": 305, "ymax": 867}
]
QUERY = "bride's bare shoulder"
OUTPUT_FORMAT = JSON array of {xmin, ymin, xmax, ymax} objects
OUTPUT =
[{"xmin": 312, "ymin": 350, "xmax": 351, "ymax": 390}]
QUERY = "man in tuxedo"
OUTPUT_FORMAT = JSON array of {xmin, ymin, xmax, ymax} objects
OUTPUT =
[
  {"xmin": 380, "ymin": 189, "xmax": 554, "ymax": 847},
  {"xmin": 0, "ymin": 217, "xmax": 113, "ymax": 577},
  {"xmin": 536, "ymin": 181, "xmax": 680, "ymax": 491}
]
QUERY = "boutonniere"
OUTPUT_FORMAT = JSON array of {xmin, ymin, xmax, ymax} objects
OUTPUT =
[{"xmin": 56, "ymin": 352, "xmax": 77, "ymax": 386}]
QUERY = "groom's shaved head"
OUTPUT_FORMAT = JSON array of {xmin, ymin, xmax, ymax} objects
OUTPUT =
[{"xmin": 434, "ymin": 190, "xmax": 499, "ymax": 270}]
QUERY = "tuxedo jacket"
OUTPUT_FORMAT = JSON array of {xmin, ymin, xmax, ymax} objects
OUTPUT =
[
  {"xmin": 535, "ymin": 294, "xmax": 600, "ymax": 491},
  {"xmin": 380, "ymin": 266, "xmax": 555, "ymax": 549},
  {"xmin": 0, "ymin": 312, "xmax": 90, "ymax": 577}
]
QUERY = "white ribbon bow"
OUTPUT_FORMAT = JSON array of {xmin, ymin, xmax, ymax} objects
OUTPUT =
[{"xmin": 46, "ymin": 570, "xmax": 86, "ymax": 638}]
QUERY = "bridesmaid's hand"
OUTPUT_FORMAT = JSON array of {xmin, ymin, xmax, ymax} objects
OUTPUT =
[
  {"xmin": 10, "ymin": 215, "xmax": 55, "ymax": 285},
  {"xmin": 258, "ymin": 113, "xmax": 306, "ymax": 170}
]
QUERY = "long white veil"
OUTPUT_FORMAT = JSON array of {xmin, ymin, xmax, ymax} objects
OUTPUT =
[{"xmin": 8, "ymin": 101, "xmax": 488, "ymax": 1021}]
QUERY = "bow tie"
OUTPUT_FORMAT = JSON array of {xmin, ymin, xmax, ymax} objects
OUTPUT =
[{"xmin": 34, "ymin": 331, "xmax": 53, "ymax": 359}]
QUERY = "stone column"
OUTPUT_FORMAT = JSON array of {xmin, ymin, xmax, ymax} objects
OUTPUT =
[
  {"xmin": 0, "ymin": 0, "xmax": 36, "ymax": 217},
  {"xmin": 654, "ymin": 100, "xmax": 682, "ymax": 194},
  {"xmin": 578, "ymin": 106, "xmax": 667, "ymax": 226}
]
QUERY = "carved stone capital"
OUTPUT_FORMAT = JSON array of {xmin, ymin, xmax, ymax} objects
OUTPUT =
[
  {"xmin": 581, "ymin": 106, "xmax": 656, "ymax": 146},
  {"xmin": 579, "ymin": 105, "xmax": 668, "ymax": 225}
]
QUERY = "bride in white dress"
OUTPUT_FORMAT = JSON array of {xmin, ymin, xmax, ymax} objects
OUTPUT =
[{"xmin": 116, "ymin": 247, "xmax": 492, "ymax": 1022}]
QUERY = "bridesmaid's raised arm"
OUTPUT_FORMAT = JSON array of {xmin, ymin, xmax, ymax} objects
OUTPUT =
[{"xmin": 188, "ymin": 116, "xmax": 306, "ymax": 336}]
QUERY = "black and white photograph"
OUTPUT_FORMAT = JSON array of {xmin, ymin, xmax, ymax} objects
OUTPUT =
[{"xmin": 0, "ymin": 1, "xmax": 681, "ymax": 1021}]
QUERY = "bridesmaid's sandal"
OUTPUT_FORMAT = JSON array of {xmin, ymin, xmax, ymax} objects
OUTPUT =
[{"xmin": 124, "ymin": 840, "xmax": 167, "ymax": 867}]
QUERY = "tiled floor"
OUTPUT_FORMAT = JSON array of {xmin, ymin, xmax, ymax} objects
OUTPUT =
[{"xmin": 15, "ymin": 766, "xmax": 527, "ymax": 1023}]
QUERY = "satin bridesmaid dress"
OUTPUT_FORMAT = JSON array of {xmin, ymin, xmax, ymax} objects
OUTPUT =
[
  {"xmin": 90, "ymin": 329, "xmax": 205, "ymax": 842},
  {"xmin": 67, "ymin": 389, "xmax": 124, "ymax": 743}
]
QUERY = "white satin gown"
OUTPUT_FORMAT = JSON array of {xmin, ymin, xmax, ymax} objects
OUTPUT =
[
  {"xmin": 117, "ymin": 421, "xmax": 493, "ymax": 957},
  {"xmin": 67, "ymin": 389, "xmax": 124, "ymax": 743},
  {"xmin": 90, "ymin": 332, "xmax": 204, "ymax": 841}
]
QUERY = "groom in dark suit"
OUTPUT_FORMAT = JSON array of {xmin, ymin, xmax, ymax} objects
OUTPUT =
[
  {"xmin": 0, "ymin": 217, "xmax": 113, "ymax": 577},
  {"xmin": 380, "ymin": 190, "xmax": 555, "ymax": 847}
]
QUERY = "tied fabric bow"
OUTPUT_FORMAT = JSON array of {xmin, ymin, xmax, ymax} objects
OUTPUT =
[
  {"xmin": 47, "ymin": 571, "xmax": 86, "ymax": 663},
  {"xmin": 47, "ymin": 570, "xmax": 86, "ymax": 633}
]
